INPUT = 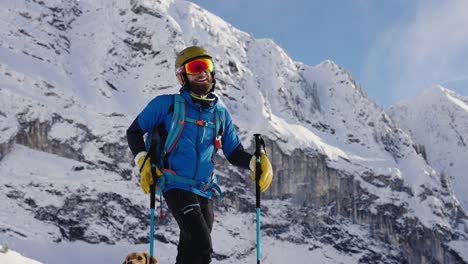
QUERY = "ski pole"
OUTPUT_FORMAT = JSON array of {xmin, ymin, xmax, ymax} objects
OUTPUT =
[
  {"xmin": 149, "ymin": 167, "xmax": 157, "ymax": 264},
  {"xmin": 254, "ymin": 134, "xmax": 262, "ymax": 264},
  {"xmin": 138, "ymin": 153, "xmax": 157, "ymax": 264}
]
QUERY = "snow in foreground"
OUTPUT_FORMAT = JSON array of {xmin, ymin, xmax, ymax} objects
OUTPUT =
[{"xmin": 0, "ymin": 245, "xmax": 42, "ymax": 264}]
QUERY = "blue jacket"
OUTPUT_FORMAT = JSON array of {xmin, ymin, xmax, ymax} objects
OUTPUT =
[{"xmin": 137, "ymin": 90, "xmax": 241, "ymax": 198}]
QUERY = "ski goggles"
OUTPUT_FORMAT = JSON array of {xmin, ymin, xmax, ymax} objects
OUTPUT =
[{"xmin": 178, "ymin": 58, "xmax": 214, "ymax": 75}]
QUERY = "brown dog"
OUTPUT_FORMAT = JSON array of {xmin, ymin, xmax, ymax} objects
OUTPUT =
[{"xmin": 122, "ymin": 252, "xmax": 158, "ymax": 264}]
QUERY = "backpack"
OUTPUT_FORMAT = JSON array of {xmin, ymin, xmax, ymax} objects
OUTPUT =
[{"xmin": 144, "ymin": 94, "xmax": 225, "ymax": 197}]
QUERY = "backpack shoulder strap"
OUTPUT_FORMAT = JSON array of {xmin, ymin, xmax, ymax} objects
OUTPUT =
[
  {"xmin": 144, "ymin": 129, "xmax": 154, "ymax": 152},
  {"xmin": 212, "ymin": 106, "xmax": 226, "ymax": 151},
  {"xmin": 163, "ymin": 94, "xmax": 186, "ymax": 154},
  {"xmin": 144, "ymin": 123, "xmax": 163, "ymax": 169},
  {"xmin": 214, "ymin": 106, "xmax": 226, "ymax": 137}
]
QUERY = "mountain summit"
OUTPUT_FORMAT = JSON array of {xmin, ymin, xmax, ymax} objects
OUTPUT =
[{"xmin": 390, "ymin": 85, "xmax": 468, "ymax": 212}]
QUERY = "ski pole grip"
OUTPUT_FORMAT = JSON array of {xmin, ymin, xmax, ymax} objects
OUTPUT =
[
  {"xmin": 150, "ymin": 167, "xmax": 156, "ymax": 209},
  {"xmin": 254, "ymin": 134, "xmax": 261, "ymax": 208}
]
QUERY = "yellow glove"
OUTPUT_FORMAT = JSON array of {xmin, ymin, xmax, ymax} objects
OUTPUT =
[
  {"xmin": 135, "ymin": 152, "xmax": 163, "ymax": 194},
  {"xmin": 249, "ymin": 151, "xmax": 273, "ymax": 192}
]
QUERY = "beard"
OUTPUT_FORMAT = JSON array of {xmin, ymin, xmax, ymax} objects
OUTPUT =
[{"xmin": 188, "ymin": 78, "xmax": 213, "ymax": 95}]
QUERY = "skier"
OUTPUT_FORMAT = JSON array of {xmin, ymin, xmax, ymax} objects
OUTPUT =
[{"xmin": 126, "ymin": 46, "xmax": 273, "ymax": 264}]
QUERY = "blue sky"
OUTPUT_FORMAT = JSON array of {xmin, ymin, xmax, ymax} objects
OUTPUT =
[{"xmin": 190, "ymin": 0, "xmax": 468, "ymax": 107}]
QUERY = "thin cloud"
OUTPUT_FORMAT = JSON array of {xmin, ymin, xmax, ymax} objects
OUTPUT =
[{"xmin": 363, "ymin": 0, "xmax": 468, "ymax": 106}]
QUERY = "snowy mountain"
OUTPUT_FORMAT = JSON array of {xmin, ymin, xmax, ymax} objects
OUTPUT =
[
  {"xmin": 389, "ymin": 86, "xmax": 468, "ymax": 213},
  {"xmin": 1, "ymin": 0, "xmax": 468, "ymax": 263}
]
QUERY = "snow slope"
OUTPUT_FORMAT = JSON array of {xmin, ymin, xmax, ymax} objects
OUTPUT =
[
  {"xmin": 0, "ymin": 245, "xmax": 42, "ymax": 264},
  {"xmin": 390, "ymin": 85, "xmax": 468, "ymax": 212}
]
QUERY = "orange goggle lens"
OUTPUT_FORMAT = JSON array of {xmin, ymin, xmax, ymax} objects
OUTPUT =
[{"xmin": 184, "ymin": 58, "xmax": 214, "ymax": 75}]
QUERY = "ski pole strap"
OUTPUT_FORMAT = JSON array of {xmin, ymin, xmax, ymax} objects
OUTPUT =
[
  {"xmin": 260, "ymin": 137, "xmax": 266, "ymax": 155},
  {"xmin": 139, "ymin": 153, "xmax": 151, "ymax": 174}
]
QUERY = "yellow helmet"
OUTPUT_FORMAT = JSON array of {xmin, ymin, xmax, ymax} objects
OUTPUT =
[
  {"xmin": 175, "ymin": 46, "xmax": 212, "ymax": 69},
  {"xmin": 175, "ymin": 46, "xmax": 215, "ymax": 87}
]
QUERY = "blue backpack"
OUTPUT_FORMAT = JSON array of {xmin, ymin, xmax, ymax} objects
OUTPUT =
[{"xmin": 144, "ymin": 94, "xmax": 225, "ymax": 197}]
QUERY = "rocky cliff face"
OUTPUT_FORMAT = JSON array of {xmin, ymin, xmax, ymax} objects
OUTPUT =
[{"xmin": 250, "ymin": 140, "xmax": 466, "ymax": 263}]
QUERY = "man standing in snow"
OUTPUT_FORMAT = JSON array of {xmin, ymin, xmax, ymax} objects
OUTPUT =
[{"xmin": 126, "ymin": 46, "xmax": 273, "ymax": 264}]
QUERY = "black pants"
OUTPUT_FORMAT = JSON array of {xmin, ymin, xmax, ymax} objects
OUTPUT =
[{"xmin": 164, "ymin": 189, "xmax": 214, "ymax": 264}]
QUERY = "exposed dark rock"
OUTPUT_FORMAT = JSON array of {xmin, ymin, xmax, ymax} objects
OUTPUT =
[
  {"xmin": 30, "ymin": 192, "xmax": 151, "ymax": 244},
  {"xmin": 130, "ymin": 0, "xmax": 163, "ymax": 18},
  {"xmin": 0, "ymin": 136, "xmax": 15, "ymax": 162}
]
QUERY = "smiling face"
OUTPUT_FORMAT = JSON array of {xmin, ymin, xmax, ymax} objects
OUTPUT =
[{"xmin": 186, "ymin": 70, "xmax": 213, "ymax": 96}]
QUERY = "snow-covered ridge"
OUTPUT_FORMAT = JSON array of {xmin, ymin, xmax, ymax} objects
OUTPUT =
[{"xmin": 390, "ymin": 85, "xmax": 468, "ymax": 212}]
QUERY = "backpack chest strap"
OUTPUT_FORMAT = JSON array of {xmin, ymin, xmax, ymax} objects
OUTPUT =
[{"xmin": 185, "ymin": 117, "xmax": 216, "ymax": 129}]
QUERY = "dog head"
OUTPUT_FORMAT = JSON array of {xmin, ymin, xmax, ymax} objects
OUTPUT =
[{"xmin": 122, "ymin": 252, "xmax": 158, "ymax": 264}]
